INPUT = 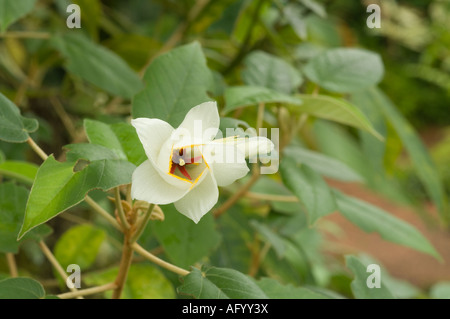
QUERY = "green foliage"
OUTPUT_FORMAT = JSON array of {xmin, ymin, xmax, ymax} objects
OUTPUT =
[
  {"xmin": 0, "ymin": 93, "xmax": 38, "ymax": 143},
  {"xmin": 0, "ymin": 182, "xmax": 51, "ymax": 253},
  {"xmin": 335, "ymin": 191, "xmax": 440, "ymax": 259},
  {"xmin": 151, "ymin": 205, "xmax": 221, "ymax": 269},
  {"xmin": 0, "ymin": 0, "xmax": 447, "ymax": 300},
  {"xmin": 0, "ymin": 0, "xmax": 36, "ymax": 32},
  {"xmin": 0, "ymin": 277, "xmax": 45, "ymax": 299},
  {"xmin": 178, "ymin": 266, "xmax": 268, "ymax": 299},
  {"xmin": 242, "ymin": 51, "xmax": 303, "ymax": 94},
  {"xmin": 0, "ymin": 161, "xmax": 38, "ymax": 186},
  {"xmin": 132, "ymin": 42, "xmax": 213, "ymax": 127},
  {"xmin": 19, "ymin": 155, "xmax": 134, "ymax": 238},
  {"xmin": 223, "ymin": 86, "xmax": 302, "ymax": 113},
  {"xmin": 303, "ymin": 48, "xmax": 384, "ymax": 93},
  {"xmin": 256, "ymin": 277, "xmax": 331, "ymax": 299},
  {"xmin": 280, "ymin": 158, "xmax": 336, "ymax": 225},
  {"xmin": 290, "ymin": 94, "xmax": 383, "ymax": 140},
  {"xmin": 54, "ymin": 224, "xmax": 106, "ymax": 270},
  {"xmin": 346, "ymin": 256, "xmax": 395, "ymax": 299},
  {"xmin": 53, "ymin": 33, "xmax": 143, "ymax": 99},
  {"xmin": 84, "ymin": 264, "xmax": 176, "ymax": 299}
]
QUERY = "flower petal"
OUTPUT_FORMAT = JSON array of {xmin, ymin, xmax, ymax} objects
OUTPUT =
[
  {"xmin": 174, "ymin": 170, "xmax": 219, "ymax": 223},
  {"xmin": 171, "ymin": 101, "xmax": 220, "ymax": 148},
  {"xmin": 202, "ymin": 143, "xmax": 250, "ymax": 186},
  {"xmin": 131, "ymin": 160, "xmax": 189, "ymax": 205},
  {"xmin": 235, "ymin": 136, "xmax": 274, "ymax": 159},
  {"xmin": 131, "ymin": 118, "xmax": 174, "ymax": 164},
  {"xmin": 210, "ymin": 136, "xmax": 275, "ymax": 159}
]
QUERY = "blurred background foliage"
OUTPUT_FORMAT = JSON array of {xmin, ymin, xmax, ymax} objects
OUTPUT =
[{"xmin": 0, "ymin": 0, "xmax": 449, "ymax": 298}]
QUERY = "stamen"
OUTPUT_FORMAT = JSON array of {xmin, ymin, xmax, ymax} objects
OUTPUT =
[{"xmin": 179, "ymin": 158, "xmax": 185, "ymax": 166}]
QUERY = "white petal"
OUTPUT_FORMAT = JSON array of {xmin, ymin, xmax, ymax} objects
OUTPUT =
[
  {"xmin": 131, "ymin": 160, "xmax": 189, "ymax": 205},
  {"xmin": 131, "ymin": 118, "xmax": 174, "ymax": 164},
  {"xmin": 210, "ymin": 136, "xmax": 275, "ymax": 159},
  {"xmin": 235, "ymin": 136, "xmax": 274, "ymax": 159},
  {"xmin": 132, "ymin": 118, "xmax": 192, "ymax": 189},
  {"xmin": 171, "ymin": 101, "xmax": 219, "ymax": 148},
  {"xmin": 174, "ymin": 170, "xmax": 219, "ymax": 223},
  {"xmin": 202, "ymin": 143, "xmax": 249, "ymax": 186}
]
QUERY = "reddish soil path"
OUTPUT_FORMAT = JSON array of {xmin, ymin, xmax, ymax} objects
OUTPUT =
[{"xmin": 322, "ymin": 180, "xmax": 450, "ymax": 288}]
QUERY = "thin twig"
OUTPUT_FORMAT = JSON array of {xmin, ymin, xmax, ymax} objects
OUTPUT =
[
  {"xmin": 0, "ymin": 31, "xmax": 51, "ymax": 39},
  {"xmin": 26, "ymin": 137, "xmax": 48, "ymax": 161},
  {"xmin": 58, "ymin": 283, "xmax": 117, "ymax": 299},
  {"xmin": 244, "ymin": 192, "xmax": 299, "ymax": 202},
  {"xmin": 50, "ymin": 97, "xmax": 77, "ymax": 141},
  {"xmin": 132, "ymin": 243, "xmax": 189, "ymax": 276},
  {"xmin": 130, "ymin": 204, "xmax": 155, "ymax": 243},
  {"xmin": 38, "ymin": 241, "xmax": 82, "ymax": 298},
  {"xmin": 6, "ymin": 253, "xmax": 18, "ymax": 277},
  {"xmin": 213, "ymin": 170, "xmax": 261, "ymax": 218},
  {"xmin": 256, "ymin": 102, "xmax": 265, "ymax": 132},
  {"xmin": 115, "ymin": 187, "xmax": 130, "ymax": 230},
  {"xmin": 85, "ymin": 196, "xmax": 121, "ymax": 231}
]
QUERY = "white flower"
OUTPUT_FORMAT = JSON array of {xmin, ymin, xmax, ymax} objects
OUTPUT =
[{"xmin": 131, "ymin": 101, "xmax": 274, "ymax": 223}]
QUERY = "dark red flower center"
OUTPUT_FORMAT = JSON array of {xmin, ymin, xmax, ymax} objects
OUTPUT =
[{"xmin": 170, "ymin": 147, "xmax": 203, "ymax": 180}]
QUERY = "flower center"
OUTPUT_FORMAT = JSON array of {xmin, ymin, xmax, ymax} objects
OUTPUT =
[{"xmin": 169, "ymin": 146, "xmax": 206, "ymax": 182}]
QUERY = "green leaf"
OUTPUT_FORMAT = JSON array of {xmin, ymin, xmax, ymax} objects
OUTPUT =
[
  {"xmin": 251, "ymin": 177, "xmax": 304, "ymax": 214},
  {"xmin": 54, "ymin": 224, "xmax": 106, "ymax": 270},
  {"xmin": 250, "ymin": 220, "xmax": 286, "ymax": 258},
  {"xmin": 52, "ymin": 33, "xmax": 143, "ymax": 99},
  {"xmin": 430, "ymin": 282, "xmax": 450, "ymax": 299},
  {"xmin": 151, "ymin": 205, "xmax": 221, "ymax": 269},
  {"xmin": 64, "ymin": 143, "xmax": 121, "ymax": 162},
  {"xmin": 19, "ymin": 155, "xmax": 135, "ymax": 238},
  {"xmin": 242, "ymin": 51, "xmax": 303, "ymax": 94},
  {"xmin": 335, "ymin": 191, "xmax": 441, "ymax": 260},
  {"xmin": 178, "ymin": 266, "xmax": 268, "ymax": 299},
  {"xmin": 283, "ymin": 146, "xmax": 363, "ymax": 182},
  {"xmin": 298, "ymin": 0, "xmax": 326, "ymax": 18},
  {"xmin": 280, "ymin": 158, "xmax": 336, "ymax": 225},
  {"xmin": 355, "ymin": 254, "xmax": 421, "ymax": 299},
  {"xmin": 132, "ymin": 42, "xmax": 213, "ymax": 127},
  {"xmin": 346, "ymin": 255, "xmax": 395, "ymax": 299},
  {"xmin": 364, "ymin": 88, "xmax": 448, "ymax": 220},
  {"xmin": 0, "ymin": 0, "xmax": 37, "ymax": 32},
  {"xmin": 0, "ymin": 92, "xmax": 38, "ymax": 143},
  {"xmin": 350, "ymin": 90, "xmax": 387, "ymax": 174},
  {"xmin": 289, "ymin": 94, "xmax": 383, "ymax": 140},
  {"xmin": 0, "ymin": 277, "xmax": 45, "ymax": 299},
  {"xmin": 0, "ymin": 161, "xmax": 38, "ymax": 186},
  {"xmin": 110, "ymin": 123, "xmax": 147, "ymax": 166},
  {"xmin": 84, "ymin": 263, "xmax": 175, "ymax": 299},
  {"xmin": 261, "ymin": 237, "xmax": 310, "ymax": 285},
  {"xmin": 79, "ymin": 120, "xmax": 146, "ymax": 166},
  {"xmin": 256, "ymin": 277, "xmax": 330, "ymax": 299},
  {"xmin": 313, "ymin": 120, "xmax": 372, "ymax": 182},
  {"xmin": 210, "ymin": 207, "xmax": 252, "ymax": 273},
  {"xmin": 0, "ymin": 182, "xmax": 51, "ymax": 253},
  {"xmin": 303, "ymin": 48, "xmax": 384, "ymax": 93},
  {"xmin": 284, "ymin": 3, "xmax": 307, "ymax": 39},
  {"xmin": 223, "ymin": 86, "xmax": 303, "ymax": 114}
]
